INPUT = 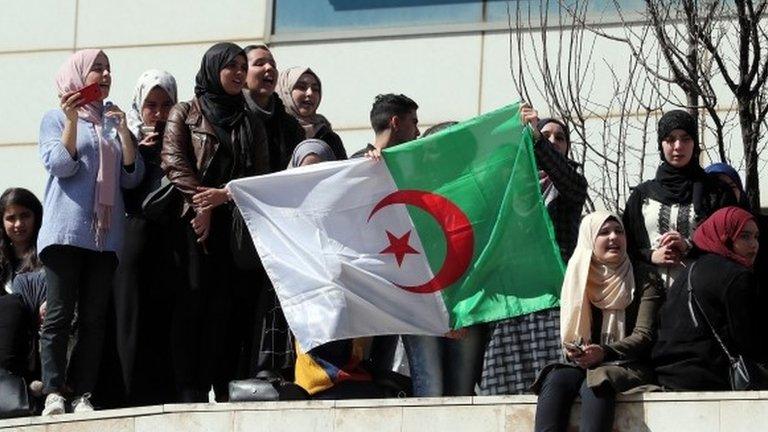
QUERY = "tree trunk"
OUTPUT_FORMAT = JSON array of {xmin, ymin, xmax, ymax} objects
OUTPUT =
[{"xmin": 738, "ymin": 104, "xmax": 762, "ymax": 210}]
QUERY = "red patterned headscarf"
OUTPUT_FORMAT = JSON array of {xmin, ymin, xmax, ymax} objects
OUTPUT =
[{"xmin": 692, "ymin": 206, "xmax": 756, "ymax": 268}]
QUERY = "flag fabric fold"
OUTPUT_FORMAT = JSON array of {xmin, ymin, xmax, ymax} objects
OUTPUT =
[{"xmin": 229, "ymin": 103, "xmax": 565, "ymax": 351}]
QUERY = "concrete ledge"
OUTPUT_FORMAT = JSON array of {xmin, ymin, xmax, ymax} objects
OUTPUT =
[{"xmin": 1, "ymin": 392, "xmax": 766, "ymax": 431}]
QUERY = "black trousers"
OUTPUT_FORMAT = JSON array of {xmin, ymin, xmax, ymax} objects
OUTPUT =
[
  {"xmin": 170, "ymin": 213, "xmax": 235, "ymax": 402},
  {"xmin": 40, "ymin": 245, "xmax": 117, "ymax": 396},
  {"xmin": 102, "ymin": 216, "xmax": 177, "ymax": 407},
  {"xmin": 534, "ymin": 367, "xmax": 615, "ymax": 432}
]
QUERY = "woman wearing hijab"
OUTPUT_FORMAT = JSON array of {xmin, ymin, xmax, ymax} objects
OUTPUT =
[
  {"xmin": 277, "ymin": 66, "xmax": 347, "ymax": 160},
  {"xmin": 704, "ymin": 163, "xmax": 768, "ymax": 335},
  {"xmin": 161, "ymin": 42, "xmax": 269, "ymax": 402},
  {"xmin": 38, "ymin": 49, "xmax": 143, "ymax": 415},
  {"xmin": 622, "ymin": 110, "xmax": 735, "ymax": 289},
  {"xmin": 532, "ymin": 212, "xmax": 663, "ymax": 432},
  {"xmin": 652, "ymin": 207, "xmax": 765, "ymax": 390},
  {"xmin": 705, "ymin": 163, "xmax": 751, "ymax": 210},
  {"xmin": 241, "ymin": 139, "xmax": 337, "ymax": 386},
  {"xmin": 110, "ymin": 70, "xmax": 178, "ymax": 405},
  {"xmin": 242, "ymin": 45, "xmax": 305, "ymax": 171},
  {"xmin": 481, "ymin": 106, "xmax": 588, "ymax": 395},
  {"xmin": 286, "ymin": 139, "xmax": 384, "ymax": 399}
]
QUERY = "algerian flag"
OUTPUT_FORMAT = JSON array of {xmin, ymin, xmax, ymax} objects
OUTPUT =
[{"xmin": 229, "ymin": 103, "xmax": 564, "ymax": 351}]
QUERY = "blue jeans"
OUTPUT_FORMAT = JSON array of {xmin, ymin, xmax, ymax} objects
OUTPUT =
[{"xmin": 402, "ymin": 325, "xmax": 487, "ymax": 396}]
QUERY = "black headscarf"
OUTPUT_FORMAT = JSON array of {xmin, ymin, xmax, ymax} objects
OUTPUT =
[
  {"xmin": 195, "ymin": 42, "xmax": 268, "ymax": 178},
  {"xmin": 536, "ymin": 117, "xmax": 571, "ymax": 153},
  {"xmin": 641, "ymin": 109, "xmax": 730, "ymax": 219},
  {"xmin": 195, "ymin": 42, "xmax": 247, "ymax": 129}
]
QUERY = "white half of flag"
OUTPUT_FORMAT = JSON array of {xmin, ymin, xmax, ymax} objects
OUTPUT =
[{"xmin": 228, "ymin": 158, "xmax": 450, "ymax": 351}]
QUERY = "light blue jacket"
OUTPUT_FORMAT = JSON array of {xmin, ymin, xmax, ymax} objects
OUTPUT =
[{"xmin": 37, "ymin": 109, "xmax": 144, "ymax": 255}]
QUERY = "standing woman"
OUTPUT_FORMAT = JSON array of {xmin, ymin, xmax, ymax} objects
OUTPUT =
[
  {"xmin": 480, "ymin": 106, "xmax": 588, "ymax": 395},
  {"xmin": 113, "ymin": 70, "xmax": 178, "ymax": 405},
  {"xmin": 162, "ymin": 42, "xmax": 269, "ymax": 402},
  {"xmin": 622, "ymin": 110, "xmax": 734, "ymax": 288},
  {"xmin": 243, "ymin": 45, "xmax": 305, "ymax": 170},
  {"xmin": 276, "ymin": 66, "xmax": 347, "ymax": 160},
  {"xmin": 533, "ymin": 212, "xmax": 662, "ymax": 432},
  {"xmin": 1, "ymin": 188, "xmax": 43, "ymax": 293},
  {"xmin": 38, "ymin": 49, "xmax": 143, "ymax": 415}
]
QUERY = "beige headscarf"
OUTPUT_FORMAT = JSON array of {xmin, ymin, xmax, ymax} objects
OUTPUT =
[
  {"xmin": 559, "ymin": 211, "xmax": 634, "ymax": 347},
  {"xmin": 276, "ymin": 66, "xmax": 332, "ymax": 138}
]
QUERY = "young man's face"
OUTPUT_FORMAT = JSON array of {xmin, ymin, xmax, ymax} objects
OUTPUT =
[{"xmin": 393, "ymin": 110, "xmax": 420, "ymax": 145}]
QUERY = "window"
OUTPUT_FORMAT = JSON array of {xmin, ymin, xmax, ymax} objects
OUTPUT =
[
  {"xmin": 272, "ymin": 0, "xmax": 645, "ymax": 37},
  {"xmin": 273, "ymin": 0, "xmax": 484, "ymax": 35}
]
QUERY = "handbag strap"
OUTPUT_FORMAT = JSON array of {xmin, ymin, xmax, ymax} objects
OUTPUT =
[{"xmin": 685, "ymin": 261, "xmax": 738, "ymax": 364}]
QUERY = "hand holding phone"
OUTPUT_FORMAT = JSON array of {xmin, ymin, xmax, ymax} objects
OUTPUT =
[
  {"xmin": 154, "ymin": 120, "xmax": 167, "ymax": 137},
  {"xmin": 76, "ymin": 82, "xmax": 101, "ymax": 107}
]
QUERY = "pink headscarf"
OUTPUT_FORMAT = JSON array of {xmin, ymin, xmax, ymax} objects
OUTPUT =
[{"xmin": 55, "ymin": 49, "xmax": 117, "ymax": 248}]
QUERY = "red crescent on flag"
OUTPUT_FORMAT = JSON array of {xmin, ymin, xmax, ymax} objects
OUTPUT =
[{"xmin": 367, "ymin": 190, "xmax": 474, "ymax": 294}]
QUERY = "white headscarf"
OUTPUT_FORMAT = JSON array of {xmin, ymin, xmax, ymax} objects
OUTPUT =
[
  {"xmin": 126, "ymin": 69, "xmax": 178, "ymax": 138},
  {"xmin": 559, "ymin": 211, "xmax": 634, "ymax": 347}
]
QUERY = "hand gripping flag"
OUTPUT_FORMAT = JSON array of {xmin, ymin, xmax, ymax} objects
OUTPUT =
[{"xmin": 229, "ymin": 103, "xmax": 565, "ymax": 351}]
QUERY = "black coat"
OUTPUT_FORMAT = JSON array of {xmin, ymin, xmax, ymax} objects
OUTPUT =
[
  {"xmin": 652, "ymin": 253, "xmax": 763, "ymax": 390},
  {"xmin": 314, "ymin": 125, "xmax": 347, "ymax": 160},
  {"xmin": 246, "ymin": 95, "xmax": 305, "ymax": 171}
]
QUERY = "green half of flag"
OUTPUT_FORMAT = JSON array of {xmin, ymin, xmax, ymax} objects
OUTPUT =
[{"xmin": 382, "ymin": 103, "xmax": 565, "ymax": 328}]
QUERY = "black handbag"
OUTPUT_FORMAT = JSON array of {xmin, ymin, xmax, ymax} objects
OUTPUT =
[
  {"xmin": 228, "ymin": 372, "xmax": 309, "ymax": 402},
  {"xmin": 686, "ymin": 262, "xmax": 766, "ymax": 390},
  {"xmin": 0, "ymin": 368, "xmax": 30, "ymax": 419},
  {"xmin": 142, "ymin": 177, "xmax": 184, "ymax": 224}
]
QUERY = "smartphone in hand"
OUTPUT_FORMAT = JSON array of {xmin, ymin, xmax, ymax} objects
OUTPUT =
[
  {"xmin": 154, "ymin": 120, "xmax": 167, "ymax": 137},
  {"xmin": 77, "ymin": 82, "xmax": 101, "ymax": 106}
]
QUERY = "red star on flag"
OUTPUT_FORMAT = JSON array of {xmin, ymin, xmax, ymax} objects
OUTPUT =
[{"xmin": 380, "ymin": 230, "xmax": 420, "ymax": 267}]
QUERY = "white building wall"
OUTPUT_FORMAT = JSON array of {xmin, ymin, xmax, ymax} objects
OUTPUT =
[{"xmin": 0, "ymin": 0, "xmax": 764, "ymax": 208}]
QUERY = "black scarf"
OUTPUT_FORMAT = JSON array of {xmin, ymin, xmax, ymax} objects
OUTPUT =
[{"xmin": 194, "ymin": 42, "xmax": 266, "ymax": 179}]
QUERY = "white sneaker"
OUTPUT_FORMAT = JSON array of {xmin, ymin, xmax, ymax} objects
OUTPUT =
[
  {"xmin": 42, "ymin": 393, "xmax": 65, "ymax": 416},
  {"xmin": 72, "ymin": 393, "xmax": 94, "ymax": 413}
]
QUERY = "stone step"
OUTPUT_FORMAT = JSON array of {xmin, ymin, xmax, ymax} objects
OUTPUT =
[{"xmin": 2, "ymin": 392, "xmax": 767, "ymax": 432}]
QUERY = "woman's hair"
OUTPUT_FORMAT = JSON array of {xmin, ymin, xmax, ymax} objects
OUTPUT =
[
  {"xmin": 244, "ymin": 44, "xmax": 270, "ymax": 55},
  {"xmin": 422, "ymin": 121, "xmax": 458, "ymax": 137},
  {"xmin": 0, "ymin": 188, "xmax": 43, "ymax": 286}
]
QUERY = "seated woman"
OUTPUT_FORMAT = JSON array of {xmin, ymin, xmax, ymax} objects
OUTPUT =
[
  {"xmin": 1, "ymin": 188, "xmax": 43, "ymax": 294},
  {"xmin": 652, "ymin": 206, "xmax": 765, "ymax": 390},
  {"xmin": 533, "ymin": 212, "xmax": 662, "ymax": 432},
  {"xmin": 1, "ymin": 270, "xmax": 47, "ymax": 382},
  {"xmin": 277, "ymin": 66, "xmax": 347, "ymax": 160}
]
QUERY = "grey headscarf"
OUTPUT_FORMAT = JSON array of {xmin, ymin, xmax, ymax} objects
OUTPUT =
[
  {"xmin": 288, "ymin": 139, "xmax": 336, "ymax": 168},
  {"xmin": 126, "ymin": 69, "xmax": 178, "ymax": 138}
]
